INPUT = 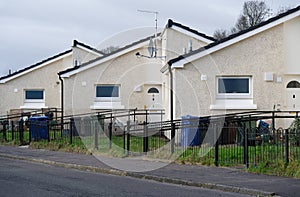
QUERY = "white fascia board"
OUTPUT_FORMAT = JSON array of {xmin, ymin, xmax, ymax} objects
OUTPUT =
[
  {"xmin": 0, "ymin": 52, "xmax": 72, "ymax": 84},
  {"xmin": 61, "ymin": 41, "xmax": 149, "ymax": 78},
  {"xmin": 171, "ymin": 26, "xmax": 214, "ymax": 44},
  {"xmin": 76, "ymin": 45, "xmax": 103, "ymax": 57},
  {"xmin": 172, "ymin": 10, "xmax": 300, "ymax": 68}
]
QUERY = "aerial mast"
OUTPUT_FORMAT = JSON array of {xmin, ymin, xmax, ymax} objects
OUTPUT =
[{"xmin": 138, "ymin": 9, "xmax": 159, "ymax": 57}]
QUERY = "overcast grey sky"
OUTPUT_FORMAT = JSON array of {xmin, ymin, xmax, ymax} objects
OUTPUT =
[{"xmin": 0, "ymin": 0, "xmax": 299, "ymax": 76}]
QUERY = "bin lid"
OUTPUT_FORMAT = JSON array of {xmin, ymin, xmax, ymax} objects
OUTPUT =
[{"xmin": 29, "ymin": 116, "xmax": 48, "ymax": 121}]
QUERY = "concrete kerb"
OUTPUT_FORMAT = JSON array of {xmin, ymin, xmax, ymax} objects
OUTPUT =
[{"xmin": 0, "ymin": 153, "xmax": 276, "ymax": 197}]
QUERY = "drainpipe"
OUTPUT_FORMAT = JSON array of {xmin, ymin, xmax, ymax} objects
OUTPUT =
[
  {"xmin": 168, "ymin": 64, "xmax": 176, "ymax": 153},
  {"xmin": 59, "ymin": 75, "xmax": 64, "ymax": 132},
  {"xmin": 168, "ymin": 65, "xmax": 174, "ymax": 123}
]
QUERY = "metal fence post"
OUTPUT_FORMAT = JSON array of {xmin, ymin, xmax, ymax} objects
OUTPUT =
[
  {"xmin": 94, "ymin": 121, "xmax": 98, "ymax": 150},
  {"xmin": 145, "ymin": 110, "xmax": 148, "ymax": 124},
  {"xmin": 28, "ymin": 121, "xmax": 31, "ymax": 143},
  {"xmin": 11, "ymin": 121, "xmax": 15, "ymax": 141},
  {"xmin": 126, "ymin": 120, "xmax": 130, "ymax": 156},
  {"xmin": 171, "ymin": 122, "xmax": 176, "ymax": 154},
  {"xmin": 272, "ymin": 111, "xmax": 275, "ymax": 131},
  {"xmin": 143, "ymin": 121, "xmax": 148, "ymax": 153},
  {"xmin": 285, "ymin": 129, "xmax": 289, "ymax": 165},
  {"xmin": 69, "ymin": 118, "xmax": 74, "ymax": 144},
  {"xmin": 244, "ymin": 128, "xmax": 249, "ymax": 168},
  {"xmin": 214, "ymin": 123, "xmax": 219, "ymax": 166},
  {"xmin": 3, "ymin": 121, "xmax": 7, "ymax": 142},
  {"xmin": 47, "ymin": 120, "xmax": 50, "ymax": 142},
  {"xmin": 19, "ymin": 119, "xmax": 24, "ymax": 145},
  {"xmin": 123, "ymin": 124, "xmax": 126, "ymax": 154},
  {"xmin": 108, "ymin": 122, "xmax": 112, "ymax": 149}
]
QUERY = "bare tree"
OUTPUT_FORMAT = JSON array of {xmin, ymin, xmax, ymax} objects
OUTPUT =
[
  {"xmin": 213, "ymin": 29, "xmax": 229, "ymax": 40},
  {"xmin": 231, "ymin": 15, "xmax": 249, "ymax": 33},
  {"xmin": 232, "ymin": 1, "xmax": 271, "ymax": 33},
  {"xmin": 213, "ymin": 1, "xmax": 272, "ymax": 36}
]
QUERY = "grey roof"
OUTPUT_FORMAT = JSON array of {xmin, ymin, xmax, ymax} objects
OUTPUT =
[
  {"xmin": 0, "ymin": 40, "xmax": 102, "ymax": 81},
  {"xmin": 73, "ymin": 40, "xmax": 106, "ymax": 55},
  {"xmin": 0, "ymin": 49, "xmax": 72, "ymax": 81},
  {"xmin": 59, "ymin": 19, "xmax": 216, "ymax": 76},
  {"xmin": 58, "ymin": 34, "xmax": 156, "ymax": 76},
  {"xmin": 166, "ymin": 19, "xmax": 216, "ymax": 42}
]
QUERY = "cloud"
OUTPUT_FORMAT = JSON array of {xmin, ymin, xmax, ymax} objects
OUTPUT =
[{"xmin": 0, "ymin": 0, "xmax": 299, "ymax": 76}]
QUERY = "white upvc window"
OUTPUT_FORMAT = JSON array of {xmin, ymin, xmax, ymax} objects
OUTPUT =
[
  {"xmin": 210, "ymin": 76, "xmax": 256, "ymax": 110},
  {"xmin": 217, "ymin": 76, "xmax": 252, "ymax": 99},
  {"xmin": 95, "ymin": 85, "xmax": 120, "ymax": 102},
  {"xmin": 25, "ymin": 90, "xmax": 45, "ymax": 103},
  {"xmin": 91, "ymin": 85, "xmax": 124, "ymax": 109},
  {"xmin": 21, "ymin": 89, "xmax": 47, "ymax": 109}
]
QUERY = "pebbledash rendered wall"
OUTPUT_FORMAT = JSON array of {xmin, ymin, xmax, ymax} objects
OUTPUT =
[
  {"xmin": 0, "ymin": 45, "xmax": 101, "ymax": 115},
  {"xmin": 160, "ymin": 28, "xmax": 213, "ymax": 120},
  {"xmin": 72, "ymin": 46, "xmax": 101, "ymax": 66},
  {"xmin": 161, "ymin": 27, "xmax": 210, "ymax": 62},
  {"xmin": 170, "ymin": 23, "xmax": 294, "ymax": 120},
  {"xmin": 0, "ymin": 54, "xmax": 73, "ymax": 114},
  {"xmin": 62, "ymin": 27, "xmax": 213, "ymax": 116},
  {"xmin": 63, "ymin": 46, "xmax": 163, "ymax": 116}
]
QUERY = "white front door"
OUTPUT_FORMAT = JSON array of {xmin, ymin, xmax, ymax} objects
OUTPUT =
[
  {"xmin": 286, "ymin": 80, "xmax": 300, "ymax": 110},
  {"xmin": 287, "ymin": 89, "xmax": 300, "ymax": 110},
  {"xmin": 144, "ymin": 85, "xmax": 162, "ymax": 110},
  {"xmin": 143, "ymin": 85, "xmax": 162, "ymax": 123}
]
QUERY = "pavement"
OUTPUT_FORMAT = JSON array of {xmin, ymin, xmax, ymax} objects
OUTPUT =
[{"xmin": 0, "ymin": 145, "xmax": 299, "ymax": 197}]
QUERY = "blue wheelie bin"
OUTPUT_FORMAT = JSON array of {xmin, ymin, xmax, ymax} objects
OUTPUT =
[
  {"xmin": 29, "ymin": 116, "xmax": 49, "ymax": 141},
  {"xmin": 180, "ymin": 115, "xmax": 200, "ymax": 147}
]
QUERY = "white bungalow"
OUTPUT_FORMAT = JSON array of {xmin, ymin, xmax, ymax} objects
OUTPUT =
[
  {"xmin": 0, "ymin": 40, "xmax": 104, "ymax": 116},
  {"xmin": 58, "ymin": 20, "xmax": 215, "ymax": 118},
  {"xmin": 161, "ymin": 6, "xmax": 300, "ymax": 127}
]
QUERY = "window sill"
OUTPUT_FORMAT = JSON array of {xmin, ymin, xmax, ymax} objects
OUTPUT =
[
  {"xmin": 95, "ymin": 98, "xmax": 121, "ymax": 102},
  {"xmin": 21, "ymin": 102, "xmax": 47, "ymax": 109},
  {"xmin": 90, "ymin": 101, "xmax": 124, "ymax": 110},
  {"xmin": 210, "ymin": 99, "xmax": 257, "ymax": 110}
]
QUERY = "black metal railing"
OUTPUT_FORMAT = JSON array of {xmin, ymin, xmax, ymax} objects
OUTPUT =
[{"xmin": 1, "ymin": 110, "xmax": 300, "ymax": 168}]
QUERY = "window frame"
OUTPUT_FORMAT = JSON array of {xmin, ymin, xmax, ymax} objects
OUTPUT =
[
  {"xmin": 216, "ymin": 76, "xmax": 252, "ymax": 99},
  {"xmin": 24, "ymin": 89, "xmax": 45, "ymax": 103},
  {"xmin": 95, "ymin": 85, "xmax": 121, "ymax": 102}
]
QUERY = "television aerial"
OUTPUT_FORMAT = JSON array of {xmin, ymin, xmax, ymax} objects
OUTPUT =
[{"xmin": 136, "ymin": 9, "xmax": 164, "ymax": 59}]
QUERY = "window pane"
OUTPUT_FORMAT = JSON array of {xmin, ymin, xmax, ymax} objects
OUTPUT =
[
  {"xmin": 287, "ymin": 81, "xmax": 300, "ymax": 88},
  {"xmin": 218, "ymin": 78, "xmax": 249, "ymax": 94},
  {"xmin": 96, "ymin": 86, "xmax": 119, "ymax": 97},
  {"xmin": 26, "ymin": 90, "xmax": 44, "ymax": 99},
  {"xmin": 148, "ymin": 87, "xmax": 159, "ymax": 94}
]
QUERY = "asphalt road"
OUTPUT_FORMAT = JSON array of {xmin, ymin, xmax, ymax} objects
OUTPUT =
[{"xmin": 0, "ymin": 157, "xmax": 250, "ymax": 197}]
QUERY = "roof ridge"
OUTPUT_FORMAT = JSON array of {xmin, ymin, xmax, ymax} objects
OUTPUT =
[
  {"xmin": 0, "ymin": 49, "xmax": 72, "ymax": 81},
  {"xmin": 168, "ymin": 5, "xmax": 300, "ymax": 66},
  {"xmin": 73, "ymin": 40, "xmax": 106, "ymax": 55},
  {"xmin": 166, "ymin": 19, "xmax": 216, "ymax": 42},
  {"xmin": 59, "ymin": 33, "xmax": 160, "ymax": 76}
]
